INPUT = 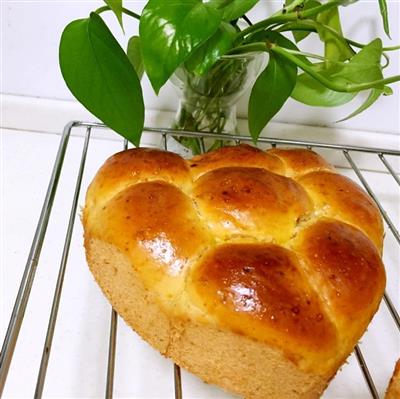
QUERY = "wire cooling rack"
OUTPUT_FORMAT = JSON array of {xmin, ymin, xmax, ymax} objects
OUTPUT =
[{"xmin": 1, "ymin": 121, "xmax": 399, "ymax": 398}]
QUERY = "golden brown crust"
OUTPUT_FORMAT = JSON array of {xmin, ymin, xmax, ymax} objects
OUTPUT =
[
  {"xmin": 189, "ymin": 243, "xmax": 338, "ymax": 372},
  {"xmin": 193, "ymin": 167, "xmax": 312, "ymax": 243},
  {"xmin": 83, "ymin": 145, "xmax": 386, "ymax": 399},
  {"xmin": 190, "ymin": 144, "xmax": 285, "ymax": 179},
  {"xmin": 85, "ymin": 148, "xmax": 191, "ymax": 215},
  {"xmin": 292, "ymin": 219, "xmax": 385, "ymax": 350},
  {"xmin": 298, "ymin": 171, "xmax": 383, "ymax": 251},
  {"xmin": 267, "ymin": 148, "xmax": 334, "ymax": 177},
  {"xmin": 86, "ymin": 181, "xmax": 212, "ymax": 301}
]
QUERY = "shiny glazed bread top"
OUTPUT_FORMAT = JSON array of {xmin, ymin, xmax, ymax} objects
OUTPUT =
[{"xmin": 83, "ymin": 144, "xmax": 385, "ymax": 376}]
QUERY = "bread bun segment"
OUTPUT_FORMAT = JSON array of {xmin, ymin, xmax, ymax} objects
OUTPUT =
[{"xmin": 83, "ymin": 144, "xmax": 385, "ymax": 399}]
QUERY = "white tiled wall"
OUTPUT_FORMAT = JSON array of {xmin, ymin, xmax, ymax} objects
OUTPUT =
[{"xmin": 1, "ymin": 0, "xmax": 399, "ymax": 134}]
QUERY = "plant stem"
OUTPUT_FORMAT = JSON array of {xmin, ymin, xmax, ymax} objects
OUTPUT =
[
  {"xmin": 236, "ymin": 0, "xmax": 349, "ymax": 41},
  {"xmin": 228, "ymin": 43, "xmax": 338, "ymax": 63},
  {"xmin": 95, "ymin": 5, "xmax": 141, "ymax": 20},
  {"xmin": 382, "ymin": 44, "xmax": 400, "ymax": 51},
  {"xmin": 95, "ymin": 6, "xmax": 108, "ymax": 14},
  {"xmin": 382, "ymin": 52, "xmax": 390, "ymax": 69},
  {"xmin": 284, "ymin": 49, "xmax": 330, "ymax": 61},
  {"xmin": 271, "ymin": 45, "xmax": 400, "ymax": 92},
  {"xmin": 277, "ymin": 21, "xmax": 400, "ymax": 51},
  {"xmin": 345, "ymin": 38, "xmax": 400, "ymax": 52},
  {"xmin": 271, "ymin": 0, "xmax": 305, "ymax": 17}
]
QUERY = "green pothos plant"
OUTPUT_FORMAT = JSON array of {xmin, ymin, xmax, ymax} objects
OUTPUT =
[{"xmin": 60, "ymin": 0, "xmax": 400, "ymax": 148}]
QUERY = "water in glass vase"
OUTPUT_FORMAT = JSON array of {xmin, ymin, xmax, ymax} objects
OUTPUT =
[{"xmin": 170, "ymin": 52, "xmax": 266, "ymax": 154}]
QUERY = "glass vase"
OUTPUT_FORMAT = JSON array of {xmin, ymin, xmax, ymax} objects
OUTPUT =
[{"xmin": 170, "ymin": 52, "xmax": 266, "ymax": 154}]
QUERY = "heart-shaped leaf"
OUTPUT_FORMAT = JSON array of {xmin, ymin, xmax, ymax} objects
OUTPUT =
[
  {"xmin": 248, "ymin": 32, "xmax": 297, "ymax": 141},
  {"xmin": 331, "ymin": 39, "xmax": 384, "ymax": 120},
  {"xmin": 332, "ymin": 38, "xmax": 383, "ymax": 84},
  {"xmin": 127, "ymin": 36, "xmax": 144, "ymax": 79},
  {"xmin": 59, "ymin": 13, "xmax": 144, "ymax": 146},
  {"xmin": 208, "ymin": 0, "xmax": 259, "ymax": 21},
  {"xmin": 185, "ymin": 22, "xmax": 236, "ymax": 75},
  {"xmin": 140, "ymin": 0, "xmax": 222, "ymax": 93}
]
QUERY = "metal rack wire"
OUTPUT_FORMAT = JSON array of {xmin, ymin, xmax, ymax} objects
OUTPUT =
[{"xmin": 1, "ymin": 121, "xmax": 399, "ymax": 398}]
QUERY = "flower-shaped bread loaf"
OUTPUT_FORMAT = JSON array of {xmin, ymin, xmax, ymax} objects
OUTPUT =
[{"xmin": 83, "ymin": 144, "xmax": 385, "ymax": 399}]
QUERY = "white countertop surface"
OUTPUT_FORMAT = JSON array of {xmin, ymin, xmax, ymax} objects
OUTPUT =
[{"xmin": 1, "ymin": 105, "xmax": 400, "ymax": 398}]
